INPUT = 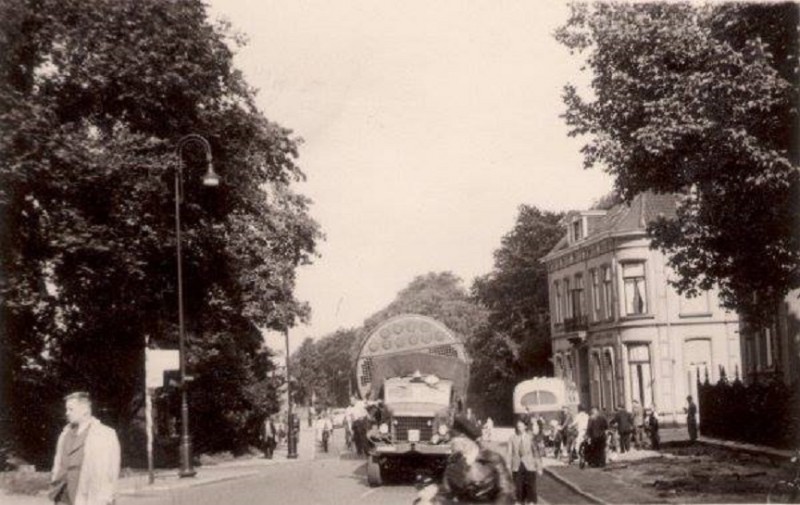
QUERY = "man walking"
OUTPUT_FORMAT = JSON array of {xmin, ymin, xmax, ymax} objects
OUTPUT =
[
  {"xmin": 685, "ymin": 396, "xmax": 698, "ymax": 443},
  {"xmin": 262, "ymin": 416, "xmax": 276, "ymax": 459},
  {"xmin": 50, "ymin": 392, "xmax": 120, "ymax": 505},
  {"xmin": 507, "ymin": 418, "xmax": 543, "ymax": 504}
]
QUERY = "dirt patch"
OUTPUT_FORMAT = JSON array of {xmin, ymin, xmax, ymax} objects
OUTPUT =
[{"xmin": 605, "ymin": 444, "xmax": 787, "ymax": 503}]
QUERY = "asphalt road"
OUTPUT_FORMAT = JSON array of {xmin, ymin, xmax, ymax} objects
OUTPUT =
[{"xmin": 112, "ymin": 428, "xmax": 591, "ymax": 505}]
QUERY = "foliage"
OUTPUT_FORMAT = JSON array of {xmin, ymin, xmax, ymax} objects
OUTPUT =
[
  {"xmin": 0, "ymin": 0, "xmax": 320, "ymax": 465},
  {"xmin": 361, "ymin": 272, "xmax": 488, "ymax": 341},
  {"xmin": 290, "ymin": 329, "xmax": 358, "ymax": 409},
  {"xmin": 556, "ymin": 2, "xmax": 800, "ymax": 324},
  {"xmin": 471, "ymin": 205, "xmax": 564, "ymax": 424}
]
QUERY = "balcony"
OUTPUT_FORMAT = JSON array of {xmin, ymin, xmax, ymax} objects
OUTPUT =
[{"xmin": 563, "ymin": 315, "xmax": 588, "ymax": 333}]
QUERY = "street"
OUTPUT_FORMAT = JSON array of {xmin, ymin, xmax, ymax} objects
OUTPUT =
[{"xmin": 110, "ymin": 427, "xmax": 591, "ymax": 505}]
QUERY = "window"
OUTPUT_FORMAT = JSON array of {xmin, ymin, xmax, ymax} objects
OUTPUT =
[
  {"xmin": 623, "ymin": 262, "xmax": 648, "ymax": 315},
  {"xmin": 591, "ymin": 353, "xmax": 603, "ymax": 408},
  {"xmin": 572, "ymin": 220, "xmax": 583, "ymax": 241},
  {"xmin": 602, "ymin": 351, "xmax": 615, "ymax": 410},
  {"xmin": 565, "ymin": 354, "xmax": 574, "ymax": 383},
  {"xmin": 554, "ymin": 355, "xmax": 563, "ymax": 378},
  {"xmin": 554, "ymin": 281, "xmax": 562, "ymax": 323},
  {"xmin": 628, "ymin": 344, "xmax": 653, "ymax": 407},
  {"xmin": 571, "ymin": 275, "xmax": 585, "ymax": 318},
  {"xmin": 602, "ymin": 266, "xmax": 614, "ymax": 320},
  {"xmin": 563, "ymin": 278, "xmax": 571, "ymax": 319},
  {"xmin": 591, "ymin": 269, "xmax": 601, "ymax": 321}
]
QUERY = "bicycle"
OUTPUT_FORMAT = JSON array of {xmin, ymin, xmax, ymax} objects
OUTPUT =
[{"xmin": 767, "ymin": 449, "xmax": 800, "ymax": 504}]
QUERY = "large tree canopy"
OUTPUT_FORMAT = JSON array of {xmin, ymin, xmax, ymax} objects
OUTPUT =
[
  {"xmin": 471, "ymin": 205, "xmax": 564, "ymax": 424},
  {"xmin": 0, "ymin": 0, "xmax": 320, "ymax": 464},
  {"xmin": 556, "ymin": 2, "xmax": 800, "ymax": 324}
]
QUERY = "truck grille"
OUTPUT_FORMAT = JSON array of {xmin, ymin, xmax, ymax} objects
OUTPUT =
[{"xmin": 394, "ymin": 416, "xmax": 433, "ymax": 442}]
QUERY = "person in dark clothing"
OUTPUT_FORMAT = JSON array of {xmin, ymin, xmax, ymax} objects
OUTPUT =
[
  {"xmin": 554, "ymin": 406, "xmax": 573, "ymax": 460},
  {"xmin": 685, "ymin": 396, "xmax": 698, "ymax": 443},
  {"xmin": 418, "ymin": 415, "xmax": 515, "ymax": 504},
  {"xmin": 586, "ymin": 408, "xmax": 608, "ymax": 467},
  {"xmin": 646, "ymin": 408, "xmax": 660, "ymax": 450},
  {"xmin": 262, "ymin": 416, "xmax": 277, "ymax": 459},
  {"xmin": 611, "ymin": 406, "xmax": 634, "ymax": 453}
]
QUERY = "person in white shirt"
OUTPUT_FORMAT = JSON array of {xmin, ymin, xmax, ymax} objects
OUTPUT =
[{"xmin": 571, "ymin": 405, "xmax": 590, "ymax": 465}]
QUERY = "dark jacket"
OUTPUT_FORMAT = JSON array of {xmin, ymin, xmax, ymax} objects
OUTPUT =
[
  {"xmin": 613, "ymin": 410, "xmax": 633, "ymax": 433},
  {"xmin": 587, "ymin": 415, "xmax": 608, "ymax": 440}
]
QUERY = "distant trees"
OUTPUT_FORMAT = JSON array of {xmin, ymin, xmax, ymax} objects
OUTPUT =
[
  {"xmin": 0, "ymin": 0, "xmax": 320, "ymax": 464},
  {"xmin": 556, "ymin": 2, "xmax": 800, "ymax": 324},
  {"xmin": 291, "ymin": 329, "xmax": 358, "ymax": 409}
]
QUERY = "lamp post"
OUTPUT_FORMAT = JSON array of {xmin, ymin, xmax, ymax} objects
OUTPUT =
[
  {"xmin": 284, "ymin": 329, "xmax": 298, "ymax": 459},
  {"xmin": 175, "ymin": 134, "xmax": 220, "ymax": 478}
]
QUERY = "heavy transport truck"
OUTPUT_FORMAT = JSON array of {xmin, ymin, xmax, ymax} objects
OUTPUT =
[{"xmin": 354, "ymin": 314, "xmax": 470, "ymax": 486}]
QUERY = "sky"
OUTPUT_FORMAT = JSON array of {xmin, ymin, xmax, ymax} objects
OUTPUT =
[{"xmin": 205, "ymin": 0, "xmax": 614, "ymax": 355}]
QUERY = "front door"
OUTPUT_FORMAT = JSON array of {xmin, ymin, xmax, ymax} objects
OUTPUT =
[{"xmin": 578, "ymin": 346, "xmax": 591, "ymax": 409}]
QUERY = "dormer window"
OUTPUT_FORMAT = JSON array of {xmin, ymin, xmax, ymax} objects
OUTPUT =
[{"xmin": 571, "ymin": 218, "xmax": 584, "ymax": 242}]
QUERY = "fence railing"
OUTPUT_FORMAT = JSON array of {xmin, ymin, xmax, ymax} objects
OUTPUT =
[
  {"xmin": 697, "ymin": 365, "xmax": 799, "ymax": 449},
  {"xmin": 563, "ymin": 315, "xmax": 588, "ymax": 333}
]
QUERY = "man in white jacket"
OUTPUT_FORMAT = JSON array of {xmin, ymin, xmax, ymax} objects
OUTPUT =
[{"xmin": 51, "ymin": 392, "xmax": 120, "ymax": 505}]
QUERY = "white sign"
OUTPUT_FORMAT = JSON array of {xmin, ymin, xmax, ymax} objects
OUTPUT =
[{"xmin": 145, "ymin": 349, "xmax": 179, "ymax": 388}]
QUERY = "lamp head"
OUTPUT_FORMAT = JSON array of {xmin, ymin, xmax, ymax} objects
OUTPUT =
[{"xmin": 202, "ymin": 162, "xmax": 221, "ymax": 187}]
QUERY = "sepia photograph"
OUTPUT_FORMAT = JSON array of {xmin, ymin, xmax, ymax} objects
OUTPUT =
[{"xmin": 1, "ymin": 1, "xmax": 798, "ymax": 504}]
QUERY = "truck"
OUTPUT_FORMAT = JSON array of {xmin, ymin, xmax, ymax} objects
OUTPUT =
[{"xmin": 354, "ymin": 314, "xmax": 470, "ymax": 486}]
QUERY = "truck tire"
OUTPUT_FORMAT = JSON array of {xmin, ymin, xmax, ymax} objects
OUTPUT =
[{"xmin": 366, "ymin": 456, "xmax": 383, "ymax": 487}]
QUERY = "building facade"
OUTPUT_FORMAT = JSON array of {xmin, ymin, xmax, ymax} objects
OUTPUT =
[{"xmin": 542, "ymin": 193, "xmax": 741, "ymax": 424}]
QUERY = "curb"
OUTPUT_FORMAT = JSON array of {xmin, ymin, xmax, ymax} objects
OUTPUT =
[
  {"xmin": 543, "ymin": 467, "xmax": 606, "ymax": 505},
  {"xmin": 117, "ymin": 470, "xmax": 261, "ymax": 496}
]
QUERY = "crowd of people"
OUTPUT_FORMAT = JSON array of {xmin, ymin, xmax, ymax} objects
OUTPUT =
[{"xmin": 539, "ymin": 401, "xmax": 662, "ymax": 469}]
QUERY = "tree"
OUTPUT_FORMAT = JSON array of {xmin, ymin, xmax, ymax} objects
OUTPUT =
[
  {"xmin": 290, "ymin": 329, "xmax": 358, "ymax": 410},
  {"xmin": 361, "ymin": 272, "xmax": 488, "ymax": 341},
  {"xmin": 0, "ymin": 0, "xmax": 320, "ymax": 464},
  {"xmin": 556, "ymin": 3, "xmax": 800, "ymax": 324},
  {"xmin": 471, "ymin": 205, "xmax": 564, "ymax": 424}
]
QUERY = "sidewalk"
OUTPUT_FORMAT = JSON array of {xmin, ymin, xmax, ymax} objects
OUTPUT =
[
  {"xmin": 541, "ymin": 428, "xmax": 793, "ymax": 505},
  {"xmin": 1, "ymin": 425, "xmax": 318, "ymax": 505},
  {"xmin": 119, "ymin": 423, "xmax": 316, "ymax": 496}
]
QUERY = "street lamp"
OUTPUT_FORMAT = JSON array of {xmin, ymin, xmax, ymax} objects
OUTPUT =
[
  {"xmin": 285, "ymin": 329, "xmax": 298, "ymax": 459},
  {"xmin": 175, "ymin": 134, "xmax": 220, "ymax": 478}
]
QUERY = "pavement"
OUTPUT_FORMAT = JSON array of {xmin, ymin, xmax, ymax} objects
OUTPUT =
[{"xmin": 539, "ymin": 427, "xmax": 795, "ymax": 505}]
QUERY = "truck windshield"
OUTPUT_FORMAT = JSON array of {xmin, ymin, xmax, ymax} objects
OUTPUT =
[{"xmin": 384, "ymin": 379, "xmax": 452, "ymax": 405}]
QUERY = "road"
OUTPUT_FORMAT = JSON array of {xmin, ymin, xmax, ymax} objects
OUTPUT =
[{"xmin": 111, "ymin": 428, "xmax": 591, "ymax": 505}]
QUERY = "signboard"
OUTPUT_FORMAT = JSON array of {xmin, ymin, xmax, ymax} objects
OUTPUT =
[{"xmin": 145, "ymin": 349, "xmax": 179, "ymax": 388}]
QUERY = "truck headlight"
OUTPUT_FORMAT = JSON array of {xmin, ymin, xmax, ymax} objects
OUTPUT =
[
  {"xmin": 379, "ymin": 423, "xmax": 389, "ymax": 434},
  {"xmin": 438, "ymin": 424, "xmax": 448, "ymax": 436}
]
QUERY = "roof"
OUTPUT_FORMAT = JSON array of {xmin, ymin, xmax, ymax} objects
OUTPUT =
[{"xmin": 546, "ymin": 192, "xmax": 679, "ymax": 258}]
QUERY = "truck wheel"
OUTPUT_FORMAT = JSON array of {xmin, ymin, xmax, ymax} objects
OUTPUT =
[{"xmin": 366, "ymin": 457, "xmax": 383, "ymax": 487}]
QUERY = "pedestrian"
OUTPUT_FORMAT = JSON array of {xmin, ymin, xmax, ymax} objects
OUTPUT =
[
  {"xmin": 611, "ymin": 406, "xmax": 633, "ymax": 453},
  {"xmin": 684, "ymin": 396, "xmax": 698, "ymax": 443},
  {"xmin": 49, "ymin": 392, "xmax": 120, "ymax": 505},
  {"xmin": 631, "ymin": 399, "xmax": 644, "ymax": 449},
  {"xmin": 349, "ymin": 396, "xmax": 369, "ymax": 456},
  {"xmin": 570, "ymin": 405, "xmax": 589, "ymax": 465},
  {"xmin": 586, "ymin": 407, "xmax": 608, "ymax": 467},
  {"xmin": 645, "ymin": 408, "xmax": 660, "ymax": 450},
  {"xmin": 507, "ymin": 418, "xmax": 543, "ymax": 505},
  {"xmin": 556, "ymin": 406, "xmax": 573, "ymax": 461},
  {"xmin": 322, "ymin": 413, "xmax": 333, "ymax": 453},
  {"xmin": 262, "ymin": 415, "xmax": 277, "ymax": 459}
]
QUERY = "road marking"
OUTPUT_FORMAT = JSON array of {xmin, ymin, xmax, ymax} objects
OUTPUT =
[{"xmin": 359, "ymin": 488, "xmax": 378, "ymax": 499}]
